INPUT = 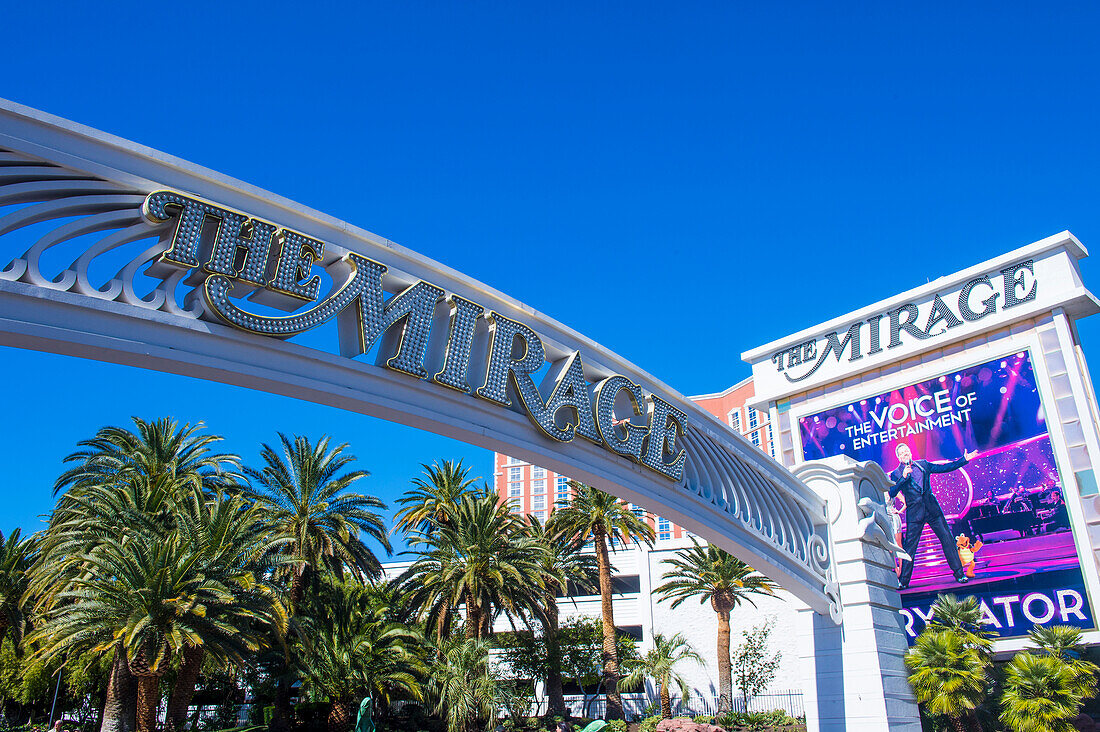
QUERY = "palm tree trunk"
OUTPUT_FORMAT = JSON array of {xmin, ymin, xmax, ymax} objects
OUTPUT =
[
  {"xmin": 544, "ymin": 595, "xmax": 566, "ymax": 717},
  {"xmin": 101, "ymin": 644, "xmax": 137, "ymax": 732},
  {"xmin": 165, "ymin": 645, "xmax": 204, "ymax": 731},
  {"xmin": 272, "ymin": 677, "xmax": 294, "ymax": 732},
  {"xmin": 949, "ymin": 715, "xmax": 967, "ymax": 732},
  {"xmin": 480, "ymin": 602, "xmax": 493, "ymax": 640},
  {"xmin": 135, "ymin": 675, "xmax": 160, "ymax": 732},
  {"xmin": 465, "ymin": 590, "xmax": 481, "ymax": 640},
  {"xmin": 593, "ymin": 526, "xmax": 623, "ymax": 721},
  {"xmin": 289, "ymin": 565, "xmax": 306, "ymax": 609},
  {"xmin": 275, "ymin": 566, "xmax": 306, "ymax": 732},
  {"xmin": 660, "ymin": 682, "xmax": 671, "ymax": 719},
  {"xmin": 716, "ymin": 609, "xmax": 733, "ymax": 714},
  {"xmin": 327, "ymin": 699, "xmax": 354, "ymax": 732}
]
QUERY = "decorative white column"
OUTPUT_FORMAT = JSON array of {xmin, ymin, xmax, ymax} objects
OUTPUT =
[{"xmin": 793, "ymin": 456, "xmax": 921, "ymax": 732}]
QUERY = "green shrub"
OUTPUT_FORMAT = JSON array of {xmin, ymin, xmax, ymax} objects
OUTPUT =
[
  {"xmin": 262, "ymin": 707, "xmax": 275, "ymax": 728},
  {"xmin": 606, "ymin": 721, "xmax": 627, "ymax": 732},
  {"xmin": 718, "ymin": 710, "xmax": 799, "ymax": 731},
  {"xmin": 713, "ymin": 714, "xmax": 736, "ymax": 729},
  {"xmin": 639, "ymin": 716, "xmax": 662, "ymax": 732},
  {"xmin": 692, "ymin": 716, "xmax": 714, "ymax": 726}
]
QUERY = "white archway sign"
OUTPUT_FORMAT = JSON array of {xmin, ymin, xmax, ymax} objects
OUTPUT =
[{"xmin": 0, "ymin": 100, "xmax": 918, "ymax": 730}]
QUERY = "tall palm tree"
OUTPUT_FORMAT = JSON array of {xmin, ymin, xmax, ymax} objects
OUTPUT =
[
  {"xmin": 163, "ymin": 494, "xmax": 289, "ymax": 731},
  {"xmin": 905, "ymin": 628, "xmax": 989, "ymax": 732},
  {"xmin": 549, "ymin": 483, "xmax": 655, "ymax": 721},
  {"xmin": 30, "ymin": 498, "xmax": 284, "ymax": 732},
  {"xmin": 401, "ymin": 493, "xmax": 545, "ymax": 640},
  {"xmin": 394, "ymin": 459, "xmax": 482, "ymax": 535},
  {"xmin": 33, "ymin": 417, "xmax": 243, "ymax": 732},
  {"xmin": 54, "ymin": 416, "xmax": 242, "ymax": 501},
  {"xmin": 243, "ymin": 433, "xmax": 390, "ymax": 730},
  {"xmin": 526, "ymin": 518, "xmax": 599, "ymax": 716},
  {"xmin": 655, "ymin": 539, "xmax": 776, "ymax": 713},
  {"xmin": 244, "ymin": 433, "xmax": 391, "ymax": 605},
  {"xmin": 1000, "ymin": 652, "xmax": 1090, "ymax": 732},
  {"xmin": 0, "ymin": 528, "xmax": 35, "ymax": 652},
  {"xmin": 620, "ymin": 633, "xmax": 704, "ymax": 719},
  {"xmin": 297, "ymin": 580, "xmax": 424, "ymax": 732}
]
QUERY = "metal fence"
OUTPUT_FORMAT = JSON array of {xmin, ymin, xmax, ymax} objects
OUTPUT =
[{"xmin": 541, "ymin": 691, "xmax": 804, "ymax": 720}]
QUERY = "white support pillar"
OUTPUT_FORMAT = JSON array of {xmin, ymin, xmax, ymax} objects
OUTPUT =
[{"xmin": 793, "ymin": 456, "xmax": 920, "ymax": 732}]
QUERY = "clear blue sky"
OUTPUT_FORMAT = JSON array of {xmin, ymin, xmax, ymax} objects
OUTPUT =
[{"xmin": 3, "ymin": 3, "xmax": 1100, "ymax": 556}]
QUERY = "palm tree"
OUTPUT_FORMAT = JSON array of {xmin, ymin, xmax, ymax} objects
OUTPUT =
[
  {"xmin": 549, "ymin": 483, "xmax": 655, "ymax": 721},
  {"xmin": 243, "ymin": 433, "xmax": 390, "ymax": 730},
  {"xmin": 32, "ymin": 417, "xmax": 243, "ymax": 732},
  {"xmin": 163, "ymin": 494, "xmax": 289, "ymax": 731},
  {"xmin": 30, "ymin": 498, "xmax": 284, "ymax": 732},
  {"xmin": 925, "ymin": 594, "xmax": 996, "ymax": 652},
  {"xmin": 394, "ymin": 459, "xmax": 482, "ymax": 535},
  {"xmin": 1000, "ymin": 652, "xmax": 1091, "ymax": 732},
  {"xmin": 998, "ymin": 625, "xmax": 1100, "ymax": 732},
  {"xmin": 0, "ymin": 528, "xmax": 35, "ymax": 652},
  {"xmin": 244, "ymin": 433, "xmax": 391, "ymax": 606},
  {"xmin": 428, "ymin": 637, "xmax": 503, "ymax": 732},
  {"xmin": 53, "ymin": 416, "xmax": 242, "ymax": 502},
  {"xmin": 297, "ymin": 580, "xmax": 424, "ymax": 732},
  {"xmin": 1028, "ymin": 624, "xmax": 1100, "ymax": 688},
  {"xmin": 526, "ymin": 518, "xmax": 599, "ymax": 716},
  {"xmin": 400, "ymin": 493, "xmax": 545, "ymax": 640},
  {"xmin": 620, "ymin": 633, "xmax": 704, "ymax": 718},
  {"xmin": 654, "ymin": 539, "xmax": 776, "ymax": 713},
  {"xmin": 905, "ymin": 628, "xmax": 989, "ymax": 732}
]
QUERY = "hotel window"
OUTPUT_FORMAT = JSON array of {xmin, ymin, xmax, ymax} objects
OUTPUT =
[
  {"xmin": 508, "ymin": 482, "xmax": 522, "ymax": 497},
  {"xmin": 534, "ymin": 510, "xmax": 547, "ymax": 523},
  {"xmin": 751, "ymin": 430, "xmax": 761, "ymax": 447},
  {"xmin": 532, "ymin": 479, "xmax": 546, "ymax": 494},
  {"xmin": 533, "ymin": 495, "xmax": 546, "ymax": 510},
  {"xmin": 767, "ymin": 423, "xmax": 776, "ymax": 457},
  {"xmin": 556, "ymin": 475, "xmax": 569, "ymax": 490},
  {"xmin": 748, "ymin": 409, "xmax": 758, "ymax": 430},
  {"xmin": 630, "ymin": 503, "xmax": 646, "ymax": 519},
  {"xmin": 508, "ymin": 466, "xmax": 523, "ymax": 482},
  {"xmin": 508, "ymin": 497, "xmax": 522, "ymax": 513},
  {"xmin": 532, "ymin": 466, "xmax": 546, "ymax": 479},
  {"xmin": 730, "ymin": 410, "xmax": 741, "ymax": 433},
  {"xmin": 658, "ymin": 517, "xmax": 672, "ymax": 541}
]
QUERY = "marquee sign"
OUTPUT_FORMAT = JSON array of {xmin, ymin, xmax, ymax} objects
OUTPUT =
[
  {"xmin": 744, "ymin": 235, "xmax": 1100, "ymax": 405},
  {"xmin": 772, "ymin": 260, "xmax": 1037, "ymax": 384},
  {"xmin": 0, "ymin": 99, "xmax": 841, "ymax": 622},
  {"xmin": 142, "ymin": 190, "xmax": 690, "ymax": 481}
]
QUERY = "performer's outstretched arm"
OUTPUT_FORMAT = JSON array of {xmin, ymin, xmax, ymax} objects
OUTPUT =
[{"xmin": 927, "ymin": 449, "xmax": 978, "ymax": 473}]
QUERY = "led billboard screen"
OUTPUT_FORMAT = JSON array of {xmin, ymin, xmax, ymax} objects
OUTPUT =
[{"xmin": 800, "ymin": 351, "xmax": 1093, "ymax": 641}]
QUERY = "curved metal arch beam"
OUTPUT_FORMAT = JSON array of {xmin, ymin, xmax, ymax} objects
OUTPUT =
[{"xmin": 0, "ymin": 98, "xmax": 840, "ymax": 620}]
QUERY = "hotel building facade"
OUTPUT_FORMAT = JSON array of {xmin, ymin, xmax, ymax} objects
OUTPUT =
[{"xmin": 483, "ymin": 231, "xmax": 1100, "ymax": 715}]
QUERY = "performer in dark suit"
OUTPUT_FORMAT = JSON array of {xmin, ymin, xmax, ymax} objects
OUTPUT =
[{"xmin": 889, "ymin": 442, "xmax": 978, "ymax": 589}]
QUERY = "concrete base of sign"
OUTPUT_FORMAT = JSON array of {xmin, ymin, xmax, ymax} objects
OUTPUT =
[{"xmin": 794, "ymin": 457, "xmax": 921, "ymax": 732}]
